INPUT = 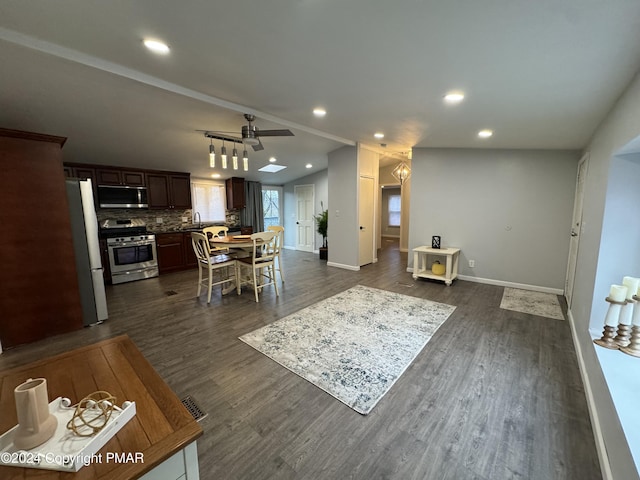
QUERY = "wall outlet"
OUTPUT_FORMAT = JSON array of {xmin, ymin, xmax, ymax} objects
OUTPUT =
[
  {"xmin": 156, "ymin": 217, "xmax": 163, "ymax": 224},
  {"xmin": 469, "ymin": 259, "xmax": 475, "ymax": 268},
  {"xmin": 182, "ymin": 217, "xmax": 188, "ymax": 223}
]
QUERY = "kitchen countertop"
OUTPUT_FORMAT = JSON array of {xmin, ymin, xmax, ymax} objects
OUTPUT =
[
  {"xmin": 0, "ymin": 335, "xmax": 202, "ymax": 479},
  {"xmin": 148, "ymin": 225, "xmax": 249, "ymax": 234}
]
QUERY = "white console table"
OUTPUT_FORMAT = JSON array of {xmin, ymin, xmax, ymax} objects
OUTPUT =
[{"xmin": 412, "ymin": 246, "xmax": 460, "ymax": 286}]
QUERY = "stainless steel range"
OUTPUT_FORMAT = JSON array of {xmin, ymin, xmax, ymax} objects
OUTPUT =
[{"xmin": 100, "ymin": 219, "xmax": 158, "ymax": 284}]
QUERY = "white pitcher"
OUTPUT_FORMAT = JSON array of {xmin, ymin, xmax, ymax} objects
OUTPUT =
[{"xmin": 13, "ymin": 378, "xmax": 57, "ymax": 450}]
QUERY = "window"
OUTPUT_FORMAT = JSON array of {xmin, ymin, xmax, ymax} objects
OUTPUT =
[
  {"xmin": 388, "ymin": 194, "xmax": 401, "ymax": 227},
  {"xmin": 262, "ymin": 186, "xmax": 282, "ymax": 228},
  {"xmin": 191, "ymin": 181, "xmax": 226, "ymax": 223}
]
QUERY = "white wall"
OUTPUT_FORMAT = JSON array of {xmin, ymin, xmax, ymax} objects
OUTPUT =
[
  {"xmin": 571, "ymin": 69, "xmax": 640, "ymax": 480},
  {"xmin": 283, "ymin": 169, "xmax": 328, "ymax": 250},
  {"xmin": 328, "ymin": 145, "xmax": 358, "ymax": 268},
  {"xmin": 408, "ymin": 148, "xmax": 578, "ymax": 290}
]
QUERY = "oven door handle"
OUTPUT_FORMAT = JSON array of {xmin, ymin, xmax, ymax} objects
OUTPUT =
[{"xmin": 108, "ymin": 240, "xmax": 155, "ymax": 248}]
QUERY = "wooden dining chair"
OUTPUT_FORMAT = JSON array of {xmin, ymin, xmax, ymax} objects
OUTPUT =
[
  {"xmin": 267, "ymin": 225, "xmax": 285, "ymax": 283},
  {"xmin": 237, "ymin": 231, "xmax": 279, "ymax": 303},
  {"xmin": 191, "ymin": 232, "xmax": 238, "ymax": 303},
  {"xmin": 202, "ymin": 226, "xmax": 230, "ymax": 254}
]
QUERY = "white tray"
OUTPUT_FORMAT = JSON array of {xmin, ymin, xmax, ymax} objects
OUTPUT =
[{"xmin": 0, "ymin": 397, "xmax": 136, "ymax": 472}]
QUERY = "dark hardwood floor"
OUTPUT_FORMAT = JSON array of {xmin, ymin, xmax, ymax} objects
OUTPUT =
[{"xmin": 0, "ymin": 238, "xmax": 601, "ymax": 479}]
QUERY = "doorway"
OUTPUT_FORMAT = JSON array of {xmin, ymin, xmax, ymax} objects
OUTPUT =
[
  {"xmin": 565, "ymin": 153, "xmax": 588, "ymax": 307},
  {"xmin": 294, "ymin": 184, "xmax": 314, "ymax": 252},
  {"xmin": 359, "ymin": 176, "xmax": 375, "ymax": 266}
]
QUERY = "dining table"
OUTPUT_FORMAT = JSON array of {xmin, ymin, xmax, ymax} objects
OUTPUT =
[{"xmin": 208, "ymin": 235, "xmax": 259, "ymax": 295}]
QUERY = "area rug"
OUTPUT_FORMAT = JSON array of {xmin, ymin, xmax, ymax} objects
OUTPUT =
[
  {"xmin": 500, "ymin": 287, "xmax": 564, "ymax": 320},
  {"xmin": 239, "ymin": 285, "xmax": 456, "ymax": 415}
]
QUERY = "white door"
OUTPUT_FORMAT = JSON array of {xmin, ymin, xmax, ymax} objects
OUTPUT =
[
  {"xmin": 295, "ymin": 185, "xmax": 314, "ymax": 252},
  {"xmin": 359, "ymin": 176, "xmax": 375, "ymax": 266},
  {"xmin": 565, "ymin": 153, "xmax": 589, "ymax": 307}
]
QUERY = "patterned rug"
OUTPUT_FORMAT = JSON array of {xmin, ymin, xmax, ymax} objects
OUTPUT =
[
  {"xmin": 239, "ymin": 285, "xmax": 456, "ymax": 415},
  {"xmin": 500, "ymin": 287, "xmax": 565, "ymax": 320}
]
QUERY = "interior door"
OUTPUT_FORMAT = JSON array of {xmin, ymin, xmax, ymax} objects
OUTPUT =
[
  {"xmin": 565, "ymin": 153, "xmax": 589, "ymax": 307},
  {"xmin": 295, "ymin": 184, "xmax": 314, "ymax": 252},
  {"xmin": 359, "ymin": 176, "xmax": 375, "ymax": 266}
]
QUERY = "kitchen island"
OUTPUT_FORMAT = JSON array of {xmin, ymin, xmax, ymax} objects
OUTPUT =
[{"xmin": 0, "ymin": 335, "xmax": 202, "ymax": 479}]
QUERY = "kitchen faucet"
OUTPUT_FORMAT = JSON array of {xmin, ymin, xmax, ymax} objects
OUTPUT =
[{"xmin": 194, "ymin": 211, "xmax": 201, "ymax": 228}]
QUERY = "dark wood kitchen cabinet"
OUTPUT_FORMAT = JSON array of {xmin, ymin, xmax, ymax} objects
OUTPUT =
[
  {"xmin": 0, "ymin": 128, "xmax": 84, "ymax": 349},
  {"xmin": 183, "ymin": 232, "xmax": 198, "ymax": 267},
  {"xmin": 156, "ymin": 232, "xmax": 198, "ymax": 274},
  {"xmin": 156, "ymin": 233, "xmax": 185, "ymax": 273},
  {"xmin": 96, "ymin": 167, "xmax": 146, "ymax": 186},
  {"xmin": 64, "ymin": 164, "xmax": 96, "ymax": 182},
  {"xmin": 148, "ymin": 173, "xmax": 192, "ymax": 209},
  {"xmin": 226, "ymin": 177, "xmax": 245, "ymax": 209}
]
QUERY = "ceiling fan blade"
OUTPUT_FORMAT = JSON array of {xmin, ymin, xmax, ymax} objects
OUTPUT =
[
  {"xmin": 255, "ymin": 129, "xmax": 294, "ymax": 137},
  {"xmin": 252, "ymin": 139, "xmax": 265, "ymax": 151}
]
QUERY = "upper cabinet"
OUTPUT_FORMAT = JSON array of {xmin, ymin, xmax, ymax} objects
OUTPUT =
[
  {"xmin": 64, "ymin": 163, "xmax": 192, "ymax": 210},
  {"xmin": 96, "ymin": 168, "xmax": 145, "ymax": 186},
  {"xmin": 147, "ymin": 173, "xmax": 192, "ymax": 209},
  {"xmin": 226, "ymin": 177, "xmax": 245, "ymax": 210},
  {"xmin": 64, "ymin": 165, "xmax": 96, "ymax": 183}
]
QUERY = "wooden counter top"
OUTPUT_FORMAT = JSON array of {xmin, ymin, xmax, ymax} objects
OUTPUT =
[{"xmin": 0, "ymin": 335, "xmax": 202, "ymax": 479}]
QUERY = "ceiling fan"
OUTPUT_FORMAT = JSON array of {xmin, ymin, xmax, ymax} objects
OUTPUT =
[{"xmin": 201, "ymin": 114, "xmax": 294, "ymax": 151}]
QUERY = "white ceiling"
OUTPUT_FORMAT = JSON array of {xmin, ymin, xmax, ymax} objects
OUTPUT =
[{"xmin": 1, "ymin": 1, "xmax": 640, "ymax": 184}]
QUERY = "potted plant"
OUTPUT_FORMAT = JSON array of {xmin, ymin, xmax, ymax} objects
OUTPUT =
[{"xmin": 314, "ymin": 202, "xmax": 328, "ymax": 260}]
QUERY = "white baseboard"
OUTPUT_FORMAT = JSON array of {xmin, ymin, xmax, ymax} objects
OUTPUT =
[
  {"xmin": 405, "ymin": 268, "xmax": 562, "ymax": 294},
  {"xmin": 566, "ymin": 309, "xmax": 612, "ymax": 480},
  {"xmin": 283, "ymin": 245, "xmax": 297, "ymax": 250},
  {"xmin": 327, "ymin": 261, "xmax": 360, "ymax": 271},
  {"xmin": 456, "ymin": 274, "xmax": 564, "ymax": 295}
]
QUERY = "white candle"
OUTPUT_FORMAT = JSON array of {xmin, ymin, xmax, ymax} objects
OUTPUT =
[
  {"xmin": 633, "ymin": 302, "xmax": 640, "ymax": 326},
  {"xmin": 619, "ymin": 303, "xmax": 634, "ymax": 326},
  {"xmin": 622, "ymin": 276, "xmax": 640, "ymax": 300},
  {"xmin": 605, "ymin": 304, "xmax": 623, "ymax": 326},
  {"xmin": 609, "ymin": 284, "xmax": 628, "ymax": 303}
]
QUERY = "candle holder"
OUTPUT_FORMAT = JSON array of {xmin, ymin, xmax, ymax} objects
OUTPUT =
[
  {"xmin": 594, "ymin": 297, "xmax": 627, "ymax": 349},
  {"xmin": 620, "ymin": 295, "xmax": 640, "ymax": 357},
  {"xmin": 614, "ymin": 297, "xmax": 636, "ymax": 347},
  {"xmin": 620, "ymin": 326, "xmax": 640, "ymax": 357}
]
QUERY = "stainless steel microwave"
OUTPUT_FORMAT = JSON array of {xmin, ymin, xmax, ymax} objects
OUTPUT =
[{"xmin": 97, "ymin": 185, "xmax": 148, "ymax": 209}]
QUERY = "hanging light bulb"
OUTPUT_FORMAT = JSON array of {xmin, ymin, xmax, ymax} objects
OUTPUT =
[
  {"xmin": 209, "ymin": 140, "xmax": 215, "ymax": 168},
  {"xmin": 392, "ymin": 160, "xmax": 411, "ymax": 184},
  {"xmin": 221, "ymin": 141, "xmax": 228, "ymax": 169},
  {"xmin": 232, "ymin": 144, "xmax": 239, "ymax": 170},
  {"xmin": 242, "ymin": 149, "xmax": 249, "ymax": 171}
]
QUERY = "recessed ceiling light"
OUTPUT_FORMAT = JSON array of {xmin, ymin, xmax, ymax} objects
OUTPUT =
[
  {"xmin": 269, "ymin": 157, "xmax": 277, "ymax": 163},
  {"xmin": 478, "ymin": 129, "xmax": 493, "ymax": 138},
  {"xmin": 306, "ymin": 163, "xmax": 313, "ymax": 169},
  {"xmin": 444, "ymin": 92, "xmax": 465, "ymax": 104},
  {"xmin": 259, "ymin": 164, "xmax": 287, "ymax": 173},
  {"xmin": 143, "ymin": 39, "xmax": 170, "ymax": 54},
  {"xmin": 374, "ymin": 132, "xmax": 385, "ymax": 139},
  {"xmin": 313, "ymin": 108, "xmax": 326, "ymax": 117},
  {"xmin": 211, "ymin": 173, "xmax": 221, "ymax": 178}
]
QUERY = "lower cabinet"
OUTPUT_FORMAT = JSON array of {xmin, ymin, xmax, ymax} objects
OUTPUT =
[{"xmin": 157, "ymin": 232, "xmax": 198, "ymax": 274}]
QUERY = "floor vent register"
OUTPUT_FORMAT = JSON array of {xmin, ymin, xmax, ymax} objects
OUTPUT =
[{"xmin": 181, "ymin": 395, "xmax": 207, "ymax": 422}]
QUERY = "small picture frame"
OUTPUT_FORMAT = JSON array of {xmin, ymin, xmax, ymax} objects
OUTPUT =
[{"xmin": 432, "ymin": 236, "xmax": 441, "ymax": 249}]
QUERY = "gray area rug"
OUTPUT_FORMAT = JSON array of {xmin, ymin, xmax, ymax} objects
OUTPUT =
[
  {"xmin": 500, "ymin": 287, "xmax": 564, "ymax": 320},
  {"xmin": 239, "ymin": 285, "xmax": 456, "ymax": 415}
]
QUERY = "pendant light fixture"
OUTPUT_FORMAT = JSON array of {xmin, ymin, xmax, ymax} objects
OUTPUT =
[
  {"xmin": 392, "ymin": 160, "xmax": 411, "ymax": 184},
  {"xmin": 221, "ymin": 140, "xmax": 228, "ymax": 169},
  {"xmin": 209, "ymin": 139, "xmax": 216, "ymax": 168},
  {"xmin": 243, "ymin": 148, "xmax": 249, "ymax": 171},
  {"xmin": 204, "ymin": 133, "xmax": 250, "ymax": 171},
  {"xmin": 232, "ymin": 144, "xmax": 239, "ymax": 170}
]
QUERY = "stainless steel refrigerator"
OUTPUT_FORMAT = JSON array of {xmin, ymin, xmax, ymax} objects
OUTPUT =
[{"xmin": 65, "ymin": 178, "xmax": 108, "ymax": 325}]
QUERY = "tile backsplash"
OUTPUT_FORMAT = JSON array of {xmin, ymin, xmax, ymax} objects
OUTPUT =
[{"xmin": 97, "ymin": 208, "xmax": 242, "ymax": 232}]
